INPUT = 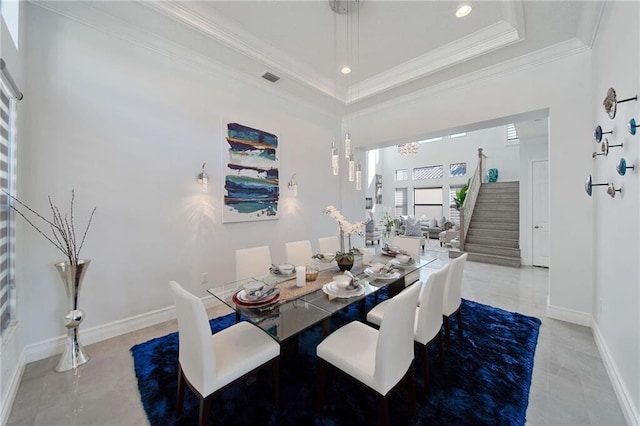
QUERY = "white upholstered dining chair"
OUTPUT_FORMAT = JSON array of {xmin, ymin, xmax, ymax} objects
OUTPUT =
[
  {"xmin": 285, "ymin": 240, "xmax": 313, "ymax": 266},
  {"xmin": 316, "ymin": 282, "xmax": 421, "ymax": 425},
  {"xmin": 367, "ymin": 264, "xmax": 450, "ymax": 389},
  {"xmin": 235, "ymin": 245, "xmax": 272, "ymax": 281},
  {"xmin": 391, "ymin": 235, "xmax": 422, "ymax": 261},
  {"xmin": 442, "ymin": 253, "xmax": 468, "ymax": 349},
  {"xmin": 317, "ymin": 236, "xmax": 340, "ymax": 253},
  {"xmin": 169, "ymin": 281, "xmax": 280, "ymax": 426}
]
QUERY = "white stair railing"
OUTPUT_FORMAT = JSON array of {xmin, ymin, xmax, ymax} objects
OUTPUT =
[{"xmin": 459, "ymin": 148, "xmax": 486, "ymax": 250}]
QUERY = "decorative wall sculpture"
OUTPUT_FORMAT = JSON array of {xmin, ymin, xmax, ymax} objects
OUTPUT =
[{"xmin": 223, "ymin": 122, "xmax": 280, "ymax": 223}]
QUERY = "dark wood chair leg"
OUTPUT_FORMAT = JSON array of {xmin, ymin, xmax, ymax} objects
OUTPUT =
[
  {"xmin": 437, "ymin": 330, "xmax": 444, "ymax": 362},
  {"xmin": 199, "ymin": 395, "xmax": 212, "ymax": 426},
  {"xmin": 176, "ymin": 364, "xmax": 186, "ymax": 416},
  {"xmin": 456, "ymin": 308, "xmax": 463, "ymax": 339},
  {"xmin": 377, "ymin": 393, "xmax": 390, "ymax": 426},
  {"xmin": 443, "ymin": 315, "xmax": 451, "ymax": 350},
  {"xmin": 272, "ymin": 358, "xmax": 280, "ymax": 408},
  {"xmin": 317, "ymin": 359, "xmax": 326, "ymax": 411},
  {"xmin": 406, "ymin": 364, "xmax": 416, "ymax": 415}
]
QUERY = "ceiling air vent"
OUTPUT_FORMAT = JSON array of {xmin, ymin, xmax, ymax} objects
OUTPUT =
[{"xmin": 261, "ymin": 72, "xmax": 280, "ymax": 83}]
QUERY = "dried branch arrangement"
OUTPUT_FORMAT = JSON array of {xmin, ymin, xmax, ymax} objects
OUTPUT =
[{"xmin": 4, "ymin": 190, "xmax": 96, "ymax": 265}]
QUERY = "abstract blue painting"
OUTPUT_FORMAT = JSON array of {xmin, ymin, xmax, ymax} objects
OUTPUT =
[{"xmin": 223, "ymin": 123, "xmax": 280, "ymax": 223}]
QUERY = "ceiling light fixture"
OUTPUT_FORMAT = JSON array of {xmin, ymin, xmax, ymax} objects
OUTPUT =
[
  {"xmin": 341, "ymin": 66, "xmax": 352, "ymax": 74},
  {"xmin": 456, "ymin": 4, "xmax": 472, "ymax": 18},
  {"xmin": 398, "ymin": 142, "xmax": 419, "ymax": 155}
]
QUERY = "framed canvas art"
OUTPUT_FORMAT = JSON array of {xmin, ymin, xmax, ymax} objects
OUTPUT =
[{"xmin": 222, "ymin": 122, "xmax": 280, "ymax": 223}]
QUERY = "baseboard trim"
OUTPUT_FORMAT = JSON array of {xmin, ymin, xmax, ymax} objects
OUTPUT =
[
  {"xmin": 546, "ymin": 304, "xmax": 591, "ymax": 327},
  {"xmin": 24, "ymin": 295, "xmax": 222, "ymax": 364},
  {"xmin": 592, "ymin": 319, "xmax": 640, "ymax": 425},
  {"xmin": 0, "ymin": 348, "xmax": 25, "ymax": 426}
]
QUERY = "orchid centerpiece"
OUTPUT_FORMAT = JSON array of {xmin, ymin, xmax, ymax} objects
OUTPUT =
[{"xmin": 324, "ymin": 205, "xmax": 365, "ymax": 259}]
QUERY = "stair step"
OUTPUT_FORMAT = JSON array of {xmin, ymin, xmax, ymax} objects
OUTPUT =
[
  {"xmin": 481, "ymin": 181, "xmax": 519, "ymax": 188},
  {"xmin": 465, "ymin": 236, "xmax": 519, "ymax": 248},
  {"xmin": 467, "ymin": 229, "xmax": 519, "ymax": 240},
  {"xmin": 449, "ymin": 250, "xmax": 520, "ymax": 268},
  {"xmin": 464, "ymin": 243, "xmax": 521, "ymax": 258},
  {"xmin": 471, "ymin": 214, "xmax": 519, "ymax": 224},
  {"xmin": 469, "ymin": 221, "xmax": 519, "ymax": 231}
]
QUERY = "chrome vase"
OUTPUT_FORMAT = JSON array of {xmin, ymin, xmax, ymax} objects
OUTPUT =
[{"xmin": 54, "ymin": 259, "xmax": 90, "ymax": 372}]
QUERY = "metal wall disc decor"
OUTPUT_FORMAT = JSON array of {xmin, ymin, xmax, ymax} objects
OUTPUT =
[
  {"xmin": 616, "ymin": 158, "xmax": 635, "ymax": 176},
  {"xmin": 603, "ymin": 88, "xmax": 638, "ymax": 119},
  {"xmin": 592, "ymin": 151, "xmax": 606, "ymax": 159},
  {"xmin": 594, "ymin": 125, "xmax": 613, "ymax": 143},
  {"xmin": 584, "ymin": 174, "xmax": 609, "ymax": 196},
  {"xmin": 628, "ymin": 118, "xmax": 640, "ymax": 135},
  {"xmin": 600, "ymin": 138, "xmax": 623, "ymax": 155},
  {"xmin": 606, "ymin": 184, "xmax": 622, "ymax": 198}
]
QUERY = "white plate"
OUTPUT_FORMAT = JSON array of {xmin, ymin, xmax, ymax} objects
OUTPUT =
[
  {"xmin": 390, "ymin": 259, "xmax": 415, "ymax": 267},
  {"xmin": 236, "ymin": 289, "xmax": 279, "ymax": 303},
  {"xmin": 364, "ymin": 268, "xmax": 401, "ymax": 280},
  {"xmin": 322, "ymin": 283, "xmax": 365, "ymax": 299}
]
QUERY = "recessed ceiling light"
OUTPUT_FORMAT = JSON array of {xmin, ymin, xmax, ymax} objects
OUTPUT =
[
  {"xmin": 341, "ymin": 66, "xmax": 352, "ymax": 75},
  {"xmin": 456, "ymin": 4, "xmax": 472, "ymax": 18}
]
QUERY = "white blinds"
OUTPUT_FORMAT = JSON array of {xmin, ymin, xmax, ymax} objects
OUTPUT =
[{"xmin": 0, "ymin": 87, "xmax": 14, "ymax": 333}]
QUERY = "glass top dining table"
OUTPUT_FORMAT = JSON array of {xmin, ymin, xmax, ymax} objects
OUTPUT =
[{"xmin": 207, "ymin": 251, "xmax": 436, "ymax": 344}]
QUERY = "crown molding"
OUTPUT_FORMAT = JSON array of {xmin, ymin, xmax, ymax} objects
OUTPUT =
[
  {"xmin": 142, "ymin": 1, "xmax": 347, "ymax": 103},
  {"xmin": 348, "ymin": 38, "xmax": 589, "ymax": 122},
  {"xmin": 351, "ymin": 19, "xmax": 523, "ymax": 103},
  {"xmin": 28, "ymin": 0, "xmax": 341, "ymax": 119}
]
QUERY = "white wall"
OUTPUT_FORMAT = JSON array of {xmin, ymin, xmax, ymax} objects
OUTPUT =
[
  {"xmin": 374, "ymin": 125, "xmax": 520, "ymax": 222},
  {"xmin": 590, "ymin": 1, "xmax": 640, "ymax": 421},
  {"xmin": 350, "ymin": 43, "xmax": 594, "ymax": 323},
  {"xmin": 17, "ymin": 5, "xmax": 343, "ymax": 351}
]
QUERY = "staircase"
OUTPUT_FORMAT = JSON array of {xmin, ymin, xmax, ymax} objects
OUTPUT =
[{"xmin": 453, "ymin": 181, "xmax": 521, "ymax": 267}]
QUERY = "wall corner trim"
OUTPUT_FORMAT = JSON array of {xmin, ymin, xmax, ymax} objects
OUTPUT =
[
  {"xmin": 0, "ymin": 349, "xmax": 25, "ymax": 425},
  {"xmin": 592, "ymin": 319, "xmax": 640, "ymax": 425}
]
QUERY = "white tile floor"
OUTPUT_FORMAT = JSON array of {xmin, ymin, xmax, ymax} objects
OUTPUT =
[{"xmin": 7, "ymin": 245, "xmax": 627, "ymax": 425}]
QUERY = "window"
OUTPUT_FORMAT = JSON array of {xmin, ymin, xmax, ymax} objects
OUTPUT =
[
  {"xmin": 0, "ymin": 86, "xmax": 15, "ymax": 334},
  {"xmin": 413, "ymin": 165, "xmax": 443, "ymax": 180},
  {"xmin": 394, "ymin": 188, "xmax": 408, "ymax": 217},
  {"xmin": 395, "ymin": 169, "xmax": 408, "ymax": 181},
  {"xmin": 414, "ymin": 187, "xmax": 442, "ymax": 218},
  {"xmin": 417, "ymin": 136, "xmax": 443, "ymax": 144},
  {"xmin": 506, "ymin": 123, "xmax": 519, "ymax": 145},
  {"xmin": 449, "ymin": 162, "xmax": 467, "ymax": 177},
  {"xmin": 449, "ymin": 186, "xmax": 463, "ymax": 225}
]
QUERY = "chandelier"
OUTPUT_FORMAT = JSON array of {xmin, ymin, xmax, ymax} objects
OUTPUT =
[{"xmin": 398, "ymin": 142, "xmax": 419, "ymax": 155}]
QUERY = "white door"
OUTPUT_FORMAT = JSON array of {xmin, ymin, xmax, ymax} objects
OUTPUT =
[{"xmin": 532, "ymin": 160, "xmax": 550, "ymax": 267}]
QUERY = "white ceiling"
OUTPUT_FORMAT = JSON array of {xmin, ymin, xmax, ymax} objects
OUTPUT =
[{"xmin": 37, "ymin": 0, "xmax": 602, "ymax": 114}]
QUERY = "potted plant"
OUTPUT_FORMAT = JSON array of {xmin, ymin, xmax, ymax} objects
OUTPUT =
[
  {"xmin": 452, "ymin": 180, "xmax": 470, "ymax": 210},
  {"xmin": 324, "ymin": 205, "xmax": 364, "ymax": 271}
]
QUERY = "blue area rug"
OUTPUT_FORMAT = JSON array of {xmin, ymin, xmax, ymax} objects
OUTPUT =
[{"xmin": 131, "ymin": 294, "xmax": 541, "ymax": 425}]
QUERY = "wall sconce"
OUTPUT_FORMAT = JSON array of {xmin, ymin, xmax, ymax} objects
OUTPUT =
[
  {"xmin": 288, "ymin": 173, "xmax": 298, "ymax": 196},
  {"xmin": 196, "ymin": 162, "xmax": 208, "ymax": 193}
]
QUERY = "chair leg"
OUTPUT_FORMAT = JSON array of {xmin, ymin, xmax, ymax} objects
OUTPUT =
[
  {"xmin": 271, "ymin": 357, "xmax": 280, "ymax": 408},
  {"xmin": 443, "ymin": 315, "xmax": 451, "ymax": 350},
  {"xmin": 456, "ymin": 308, "xmax": 463, "ymax": 339},
  {"xmin": 406, "ymin": 364, "xmax": 416, "ymax": 415},
  {"xmin": 377, "ymin": 393, "xmax": 390, "ymax": 426},
  {"xmin": 317, "ymin": 359, "xmax": 326, "ymax": 411},
  {"xmin": 176, "ymin": 364, "xmax": 186, "ymax": 416},
  {"xmin": 437, "ymin": 329, "xmax": 444, "ymax": 362},
  {"xmin": 422, "ymin": 344, "xmax": 429, "ymax": 391},
  {"xmin": 199, "ymin": 395, "xmax": 212, "ymax": 426}
]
